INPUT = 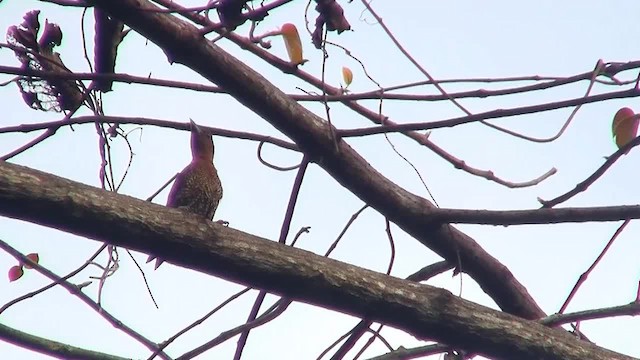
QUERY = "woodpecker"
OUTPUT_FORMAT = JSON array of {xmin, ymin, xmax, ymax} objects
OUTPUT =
[{"xmin": 148, "ymin": 120, "xmax": 223, "ymax": 269}]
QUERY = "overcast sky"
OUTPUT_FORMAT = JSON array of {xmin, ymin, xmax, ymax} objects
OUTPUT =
[{"xmin": 1, "ymin": 1, "xmax": 639, "ymax": 359}]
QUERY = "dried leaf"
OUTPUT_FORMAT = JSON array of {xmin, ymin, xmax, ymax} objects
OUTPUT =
[
  {"xmin": 217, "ymin": 0, "xmax": 248, "ymax": 31},
  {"xmin": 6, "ymin": 11, "xmax": 84, "ymax": 112},
  {"xmin": 94, "ymin": 9, "xmax": 126, "ymax": 92},
  {"xmin": 281, "ymin": 23, "xmax": 306, "ymax": 65},
  {"xmin": 312, "ymin": 0, "xmax": 351, "ymax": 49},
  {"xmin": 341, "ymin": 66, "xmax": 353, "ymax": 86},
  {"xmin": 612, "ymin": 107, "xmax": 639, "ymax": 153}
]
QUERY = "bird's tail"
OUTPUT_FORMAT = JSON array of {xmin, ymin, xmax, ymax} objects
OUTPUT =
[{"xmin": 146, "ymin": 255, "xmax": 164, "ymax": 270}]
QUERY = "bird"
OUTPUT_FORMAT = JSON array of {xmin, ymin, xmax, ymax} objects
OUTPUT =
[{"xmin": 148, "ymin": 119, "xmax": 223, "ymax": 269}]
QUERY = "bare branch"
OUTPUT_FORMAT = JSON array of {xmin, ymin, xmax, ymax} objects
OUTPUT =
[
  {"xmin": 338, "ymin": 87, "xmax": 640, "ymax": 137},
  {"xmin": 93, "ymin": 0, "xmax": 545, "ymax": 320},
  {"xmin": 152, "ymin": 0, "xmax": 545, "ymax": 188},
  {"xmin": 557, "ymin": 220, "xmax": 630, "ymax": 314},
  {"xmin": 234, "ymin": 155, "xmax": 310, "ymax": 359},
  {"xmin": 0, "ymin": 243, "xmax": 108, "ymax": 314},
  {"xmin": 540, "ymin": 135, "xmax": 640, "ymax": 207},
  {"xmin": 0, "ymin": 160, "xmax": 634, "ymax": 360},
  {"xmin": 426, "ymin": 205, "xmax": 640, "ymax": 225},
  {"xmin": 543, "ymin": 301, "xmax": 640, "ymax": 327},
  {"xmin": 365, "ymin": 344, "xmax": 452, "ymax": 360},
  {"xmin": 0, "ymin": 322, "xmax": 127, "ymax": 360},
  {"xmin": 0, "ymin": 115, "xmax": 299, "ymax": 151},
  {"xmin": 0, "ymin": 237, "xmax": 170, "ymax": 359}
]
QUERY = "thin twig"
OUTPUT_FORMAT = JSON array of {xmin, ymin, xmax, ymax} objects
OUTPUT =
[
  {"xmin": 179, "ymin": 299, "xmax": 291, "ymax": 360},
  {"xmin": 125, "ymin": 249, "xmax": 159, "ymax": 309},
  {"xmin": 546, "ymin": 301, "xmax": 640, "ymax": 327},
  {"xmin": 0, "ymin": 239, "xmax": 171, "ymax": 360},
  {"xmin": 147, "ymin": 173, "xmax": 179, "ymax": 202},
  {"xmin": 257, "ymin": 141, "xmax": 301, "ymax": 171},
  {"xmin": 0, "ymin": 244, "xmax": 108, "ymax": 314},
  {"xmin": 540, "ymin": 135, "xmax": 640, "ymax": 207},
  {"xmin": 233, "ymin": 155, "xmax": 310, "ymax": 360},
  {"xmin": 383, "ymin": 219, "xmax": 395, "ymax": 276},
  {"xmin": 338, "ymin": 87, "xmax": 640, "ymax": 137},
  {"xmin": 4, "ymin": 63, "xmax": 639, "ymax": 102},
  {"xmin": 146, "ymin": 287, "xmax": 252, "ymax": 360},
  {"xmin": 324, "ymin": 204, "xmax": 369, "ymax": 256},
  {"xmin": 0, "ymin": 128, "xmax": 57, "ymax": 161},
  {"xmin": 0, "ymin": 115, "xmax": 299, "ymax": 152},
  {"xmin": 557, "ymin": 220, "xmax": 631, "ymax": 314}
]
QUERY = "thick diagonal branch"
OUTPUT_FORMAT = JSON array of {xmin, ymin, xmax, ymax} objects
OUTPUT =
[
  {"xmin": 92, "ymin": 0, "xmax": 543, "ymax": 319},
  {"xmin": 0, "ymin": 161, "xmax": 632, "ymax": 360}
]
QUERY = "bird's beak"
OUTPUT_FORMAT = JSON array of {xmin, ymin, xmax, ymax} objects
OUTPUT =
[{"xmin": 189, "ymin": 119, "xmax": 202, "ymax": 134}]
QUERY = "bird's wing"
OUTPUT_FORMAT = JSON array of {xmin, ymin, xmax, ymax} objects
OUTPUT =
[{"xmin": 166, "ymin": 164, "xmax": 194, "ymax": 208}]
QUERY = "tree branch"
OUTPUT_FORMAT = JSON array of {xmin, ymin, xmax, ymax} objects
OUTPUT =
[
  {"xmin": 426, "ymin": 205, "xmax": 640, "ymax": 225},
  {"xmin": 0, "ymin": 161, "xmax": 634, "ymax": 360},
  {"xmin": 338, "ymin": 87, "xmax": 640, "ymax": 137},
  {"xmin": 0, "ymin": 115, "xmax": 298, "ymax": 152},
  {"xmin": 93, "ymin": 0, "xmax": 544, "ymax": 321},
  {"xmin": 0, "ymin": 322, "xmax": 128, "ymax": 360}
]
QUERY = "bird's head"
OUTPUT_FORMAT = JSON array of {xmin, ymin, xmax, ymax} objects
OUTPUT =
[{"xmin": 189, "ymin": 119, "xmax": 214, "ymax": 162}]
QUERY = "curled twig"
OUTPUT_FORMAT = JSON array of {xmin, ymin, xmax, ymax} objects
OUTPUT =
[
  {"xmin": 480, "ymin": 59, "xmax": 606, "ymax": 142},
  {"xmin": 257, "ymin": 141, "xmax": 302, "ymax": 171}
]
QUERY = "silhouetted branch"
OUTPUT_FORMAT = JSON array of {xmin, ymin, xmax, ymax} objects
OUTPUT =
[
  {"xmin": 557, "ymin": 220, "xmax": 630, "ymax": 314},
  {"xmin": 0, "ymin": 238, "xmax": 170, "ymax": 359},
  {"xmin": 0, "ymin": 160, "xmax": 634, "ymax": 360},
  {"xmin": 540, "ymin": 135, "xmax": 640, "ymax": 207},
  {"xmin": 93, "ymin": 0, "xmax": 545, "ymax": 320},
  {"xmin": 426, "ymin": 205, "xmax": 640, "ymax": 225},
  {"xmin": 0, "ymin": 243, "xmax": 107, "ymax": 314},
  {"xmin": 338, "ymin": 87, "xmax": 640, "ymax": 137},
  {"xmin": 0, "ymin": 115, "xmax": 299, "ymax": 151},
  {"xmin": 5, "ymin": 63, "xmax": 640, "ymax": 102},
  {"xmin": 0, "ymin": 322, "xmax": 127, "ymax": 360},
  {"xmin": 152, "ymin": 0, "xmax": 549, "ymax": 189},
  {"xmin": 543, "ymin": 301, "xmax": 640, "ymax": 327}
]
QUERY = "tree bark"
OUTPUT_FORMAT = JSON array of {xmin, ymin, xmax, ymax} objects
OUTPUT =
[{"xmin": 0, "ymin": 161, "xmax": 634, "ymax": 360}]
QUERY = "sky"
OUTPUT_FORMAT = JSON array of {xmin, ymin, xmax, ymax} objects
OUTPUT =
[{"xmin": 1, "ymin": 1, "xmax": 639, "ymax": 359}]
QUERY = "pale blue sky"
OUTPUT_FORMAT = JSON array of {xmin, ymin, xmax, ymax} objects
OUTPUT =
[{"xmin": 1, "ymin": 1, "xmax": 639, "ymax": 359}]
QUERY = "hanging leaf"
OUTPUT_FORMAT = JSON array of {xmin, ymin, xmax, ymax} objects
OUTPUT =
[
  {"xmin": 8, "ymin": 265, "xmax": 24, "ymax": 282},
  {"xmin": 312, "ymin": 0, "xmax": 351, "ymax": 49},
  {"xmin": 280, "ymin": 23, "xmax": 306, "ymax": 66},
  {"xmin": 612, "ymin": 107, "xmax": 639, "ymax": 153},
  {"xmin": 6, "ymin": 11, "xmax": 84, "ymax": 112},
  {"xmin": 94, "ymin": 9, "xmax": 127, "ymax": 92},
  {"xmin": 341, "ymin": 66, "xmax": 353, "ymax": 87}
]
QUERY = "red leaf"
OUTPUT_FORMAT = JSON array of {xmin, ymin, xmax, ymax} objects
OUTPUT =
[
  {"xmin": 8, "ymin": 265, "xmax": 24, "ymax": 282},
  {"xmin": 24, "ymin": 253, "xmax": 40, "ymax": 269}
]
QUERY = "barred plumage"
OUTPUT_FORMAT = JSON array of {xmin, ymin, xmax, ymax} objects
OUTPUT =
[{"xmin": 148, "ymin": 120, "xmax": 223, "ymax": 269}]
